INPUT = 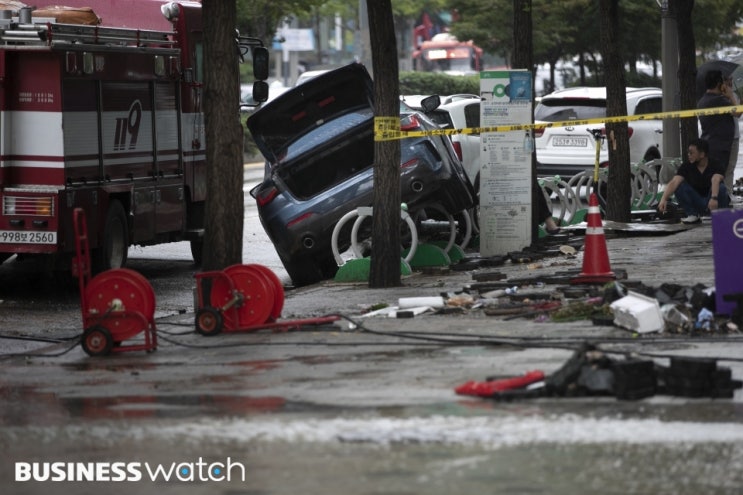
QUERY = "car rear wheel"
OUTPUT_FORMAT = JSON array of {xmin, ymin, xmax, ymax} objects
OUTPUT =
[
  {"xmin": 318, "ymin": 254, "xmax": 340, "ymax": 280},
  {"xmin": 280, "ymin": 254, "xmax": 323, "ymax": 287}
]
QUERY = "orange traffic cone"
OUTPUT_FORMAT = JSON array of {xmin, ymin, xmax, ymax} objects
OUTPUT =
[{"xmin": 572, "ymin": 192, "xmax": 615, "ymax": 284}]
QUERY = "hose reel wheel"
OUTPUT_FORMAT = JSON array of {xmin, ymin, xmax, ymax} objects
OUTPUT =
[
  {"xmin": 81, "ymin": 326, "xmax": 114, "ymax": 356},
  {"xmin": 195, "ymin": 307, "xmax": 224, "ymax": 336}
]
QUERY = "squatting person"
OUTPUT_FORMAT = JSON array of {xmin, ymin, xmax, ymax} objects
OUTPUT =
[{"xmin": 657, "ymin": 138, "xmax": 730, "ymax": 224}]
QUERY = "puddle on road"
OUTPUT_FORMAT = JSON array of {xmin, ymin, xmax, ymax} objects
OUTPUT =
[
  {"xmin": 0, "ymin": 384, "xmax": 289, "ymax": 425},
  {"xmin": 62, "ymin": 361, "xmax": 159, "ymax": 373}
]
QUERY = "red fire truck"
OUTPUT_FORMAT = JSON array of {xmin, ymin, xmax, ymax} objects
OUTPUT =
[
  {"xmin": 412, "ymin": 32, "xmax": 483, "ymax": 75},
  {"xmin": 0, "ymin": 1, "xmax": 267, "ymax": 272}
]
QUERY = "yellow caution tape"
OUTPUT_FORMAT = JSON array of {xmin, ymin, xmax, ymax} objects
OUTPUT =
[
  {"xmin": 374, "ymin": 104, "xmax": 743, "ymax": 141},
  {"xmin": 374, "ymin": 116, "xmax": 403, "ymax": 142}
]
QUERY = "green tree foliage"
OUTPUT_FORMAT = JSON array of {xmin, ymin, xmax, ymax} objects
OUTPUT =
[
  {"xmin": 445, "ymin": 0, "xmax": 741, "ymax": 89},
  {"xmin": 399, "ymin": 72, "xmax": 479, "ymax": 95},
  {"xmin": 236, "ymin": 0, "xmax": 325, "ymax": 44}
]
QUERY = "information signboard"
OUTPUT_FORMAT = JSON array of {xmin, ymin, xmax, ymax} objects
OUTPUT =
[{"xmin": 479, "ymin": 70, "xmax": 533, "ymax": 256}]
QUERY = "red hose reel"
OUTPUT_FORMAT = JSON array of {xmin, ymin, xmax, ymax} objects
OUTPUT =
[
  {"xmin": 73, "ymin": 209, "xmax": 157, "ymax": 356},
  {"xmin": 194, "ymin": 264, "xmax": 339, "ymax": 335}
]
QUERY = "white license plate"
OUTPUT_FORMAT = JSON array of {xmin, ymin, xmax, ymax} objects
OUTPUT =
[
  {"xmin": 0, "ymin": 230, "xmax": 57, "ymax": 244},
  {"xmin": 552, "ymin": 136, "xmax": 588, "ymax": 147}
]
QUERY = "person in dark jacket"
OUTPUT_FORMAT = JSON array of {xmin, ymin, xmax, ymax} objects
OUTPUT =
[
  {"xmin": 657, "ymin": 138, "xmax": 729, "ymax": 224},
  {"xmin": 697, "ymin": 69, "xmax": 736, "ymax": 180}
]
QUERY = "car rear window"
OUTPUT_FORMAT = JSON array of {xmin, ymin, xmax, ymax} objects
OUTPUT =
[
  {"xmin": 633, "ymin": 97, "xmax": 662, "ymax": 115},
  {"xmin": 464, "ymin": 103, "xmax": 480, "ymax": 129},
  {"xmin": 535, "ymin": 98, "xmax": 606, "ymax": 122},
  {"xmin": 281, "ymin": 108, "xmax": 374, "ymax": 162}
]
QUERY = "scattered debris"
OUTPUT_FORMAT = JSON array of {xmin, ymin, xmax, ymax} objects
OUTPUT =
[
  {"xmin": 550, "ymin": 299, "xmax": 608, "ymax": 322},
  {"xmin": 559, "ymin": 245, "xmax": 577, "ymax": 257},
  {"xmin": 355, "ymin": 242, "xmax": 738, "ymax": 335},
  {"xmin": 455, "ymin": 370, "xmax": 545, "ymax": 397},
  {"xmin": 455, "ymin": 343, "xmax": 743, "ymax": 402},
  {"xmin": 398, "ymin": 296, "xmax": 444, "ymax": 309},
  {"xmin": 445, "ymin": 293, "xmax": 475, "ymax": 308},
  {"xmin": 610, "ymin": 291, "xmax": 664, "ymax": 334}
]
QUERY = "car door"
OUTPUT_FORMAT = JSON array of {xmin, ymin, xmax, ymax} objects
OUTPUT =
[{"xmin": 630, "ymin": 95, "xmax": 663, "ymax": 162}]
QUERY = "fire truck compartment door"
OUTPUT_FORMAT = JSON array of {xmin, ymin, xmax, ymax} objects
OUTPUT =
[
  {"xmin": 156, "ymin": 183, "xmax": 184, "ymax": 234},
  {"xmin": 132, "ymin": 187, "xmax": 156, "ymax": 242}
]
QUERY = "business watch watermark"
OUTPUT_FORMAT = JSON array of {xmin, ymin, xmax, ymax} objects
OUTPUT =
[{"xmin": 15, "ymin": 458, "xmax": 246, "ymax": 482}]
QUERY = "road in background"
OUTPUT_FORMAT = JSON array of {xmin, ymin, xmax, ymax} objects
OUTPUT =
[{"xmin": 126, "ymin": 162, "xmax": 290, "ymax": 283}]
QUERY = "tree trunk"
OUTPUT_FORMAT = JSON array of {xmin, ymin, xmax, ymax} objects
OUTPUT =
[
  {"xmin": 367, "ymin": 0, "xmax": 401, "ymax": 288},
  {"xmin": 202, "ymin": 0, "xmax": 244, "ymax": 271},
  {"xmin": 512, "ymin": 0, "xmax": 539, "ymax": 243},
  {"xmin": 676, "ymin": 0, "xmax": 699, "ymax": 152},
  {"xmin": 599, "ymin": 0, "xmax": 631, "ymax": 223}
]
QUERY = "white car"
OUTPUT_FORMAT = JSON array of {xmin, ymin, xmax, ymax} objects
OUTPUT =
[
  {"xmin": 534, "ymin": 86, "xmax": 664, "ymax": 177},
  {"xmin": 424, "ymin": 94, "xmax": 482, "ymax": 188}
]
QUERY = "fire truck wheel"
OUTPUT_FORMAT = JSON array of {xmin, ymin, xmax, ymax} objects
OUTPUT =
[
  {"xmin": 195, "ymin": 308, "xmax": 223, "ymax": 336},
  {"xmin": 94, "ymin": 200, "xmax": 129, "ymax": 272},
  {"xmin": 81, "ymin": 326, "xmax": 114, "ymax": 356},
  {"xmin": 190, "ymin": 239, "xmax": 204, "ymax": 266}
]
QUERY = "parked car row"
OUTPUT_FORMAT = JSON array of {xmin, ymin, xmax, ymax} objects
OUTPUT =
[
  {"xmin": 411, "ymin": 86, "xmax": 665, "ymax": 184},
  {"xmin": 245, "ymin": 61, "xmax": 667, "ymax": 286},
  {"xmin": 247, "ymin": 63, "xmax": 475, "ymax": 287}
]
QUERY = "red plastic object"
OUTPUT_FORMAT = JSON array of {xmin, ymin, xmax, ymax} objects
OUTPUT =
[
  {"xmin": 194, "ymin": 263, "xmax": 339, "ymax": 335},
  {"xmin": 455, "ymin": 370, "xmax": 545, "ymax": 397},
  {"xmin": 73, "ymin": 208, "xmax": 158, "ymax": 357}
]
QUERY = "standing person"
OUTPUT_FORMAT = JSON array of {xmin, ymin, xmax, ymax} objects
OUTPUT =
[
  {"xmin": 697, "ymin": 69, "xmax": 736, "ymax": 184},
  {"xmin": 657, "ymin": 138, "xmax": 730, "ymax": 224},
  {"xmin": 724, "ymin": 74, "xmax": 741, "ymax": 201}
]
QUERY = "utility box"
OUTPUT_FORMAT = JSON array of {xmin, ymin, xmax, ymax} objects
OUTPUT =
[{"xmin": 712, "ymin": 209, "xmax": 743, "ymax": 315}]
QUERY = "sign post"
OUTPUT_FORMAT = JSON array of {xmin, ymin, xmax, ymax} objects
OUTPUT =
[{"xmin": 478, "ymin": 70, "xmax": 533, "ymax": 256}]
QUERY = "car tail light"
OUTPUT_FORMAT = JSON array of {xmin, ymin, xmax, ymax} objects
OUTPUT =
[
  {"xmin": 451, "ymin": 141, "xmax": 463, "ymax": 161},
  {"xmin": 600, "ymin": 161, "xmax": 610, "ymax": 168},
  {"xmin": 533, "ymin": 127, "xmax": 545, "ymax": 138},
  {"xmin": 287, "ymin": 212, "xmax": 315, "ymax": 228},
  {"xmin": 400, "ymin": 114, "xmax": 422, "ymax": 131},
  {"xmin": 254, "ymin": 185, "xmax": 278, "ymax": 207},
  {"xmin": 401, "ymin": 157, "xmax": 420, "ymax": 169},
  {"xmin": 317, "ymin": 96, "xmax": 335, "ymax": 107}
]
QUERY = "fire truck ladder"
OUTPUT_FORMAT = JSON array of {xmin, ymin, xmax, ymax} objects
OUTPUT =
[{"xmin": 0, "ymin": 17, "xmax": 175, "ymax": 47}]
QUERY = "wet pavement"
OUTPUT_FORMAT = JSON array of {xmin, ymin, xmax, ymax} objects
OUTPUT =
[{"xmin": 3, "ymin": 166, "xmax": 743, "ymax": 493}]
